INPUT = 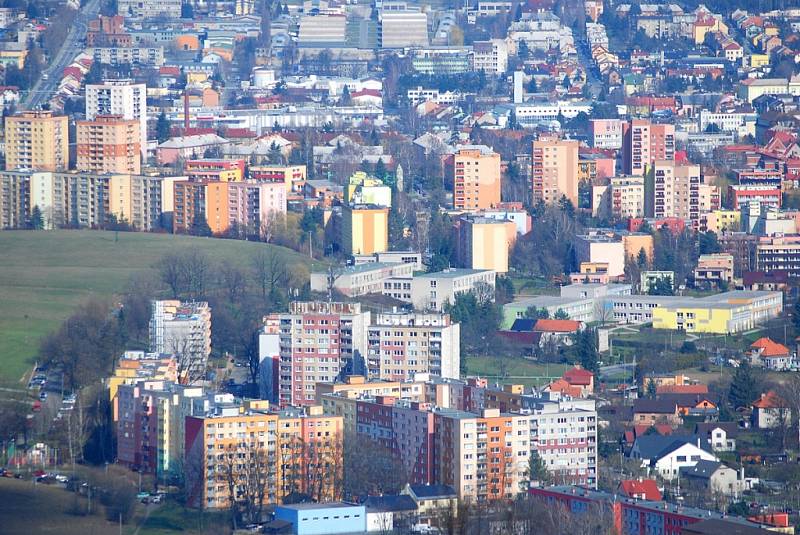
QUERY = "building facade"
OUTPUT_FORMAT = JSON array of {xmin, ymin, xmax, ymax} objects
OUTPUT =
[{"xmin": 4, "ymin": 111, "xmax": 69, "ymax": 171}]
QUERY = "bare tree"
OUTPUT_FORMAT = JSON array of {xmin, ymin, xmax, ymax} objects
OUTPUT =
[
  {"xmin": 219, "ymin": 262, "xmax": 248, "ymax": 303},
  {"xmin": 778, "ymin": 374, "xmax": 800, "ymax": 450},
  {"xmin": 156, "ymin": 248, "xmax": 211, "ymax": 300},
  {"xmin": 221, "ymin": 440, "xmax": 274, "ymax": 528},
  {"xmin": 170, "ymin": 337, "xmax": 207, "ymax": 385},
  {"xmin": 251, "ymin": 248, "xmax": 289, "ymax": 300}
]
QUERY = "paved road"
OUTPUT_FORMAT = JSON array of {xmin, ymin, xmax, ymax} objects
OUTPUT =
[{"xmin": 22, "ymin": 0, "xmax": 101, "ymax": 110}]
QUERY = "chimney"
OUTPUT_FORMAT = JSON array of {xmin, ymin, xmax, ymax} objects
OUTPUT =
[{"xmin": 184, "ymin": 90, "xmax": 190, "ymax": 132}]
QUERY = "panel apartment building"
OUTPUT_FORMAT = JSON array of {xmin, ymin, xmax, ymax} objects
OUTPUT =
[
  {"xmin": 623, "ymin": 119, "xmax": 675, "ymax": 176},
  {"xmin": 85, "ymin": 80, "xmax": 147, "ymax": 158},
  {"xmin": 449, "ymin": 145, "xmax": 501, "ymax": 211},
  {"xmin": 4, "ymin": 111, "xmax": 69, "ymax": 171},
  {"xmin": 277, "ymin": 302, "xmax": 370, "ymax": 407},
  {"xmin": 0, "ymin": 170, "xmax": 164, "ymax": 230},
  {"xmin": 76, "ymin": 115, "xmax": 141, "ymax": 175},
  {"xmin": 149, "ymin": 300, "xmax": 212, "ymax": 384},
  {"xmin": 367, "ymin": 312, "xmax": 460, "ymax": 382}
]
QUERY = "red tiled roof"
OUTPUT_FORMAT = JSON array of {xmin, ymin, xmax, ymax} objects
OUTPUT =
[
  {"xmin": 160, "ymin": 66, "xmax": 181, "ymax": 76},
  {"xmin": 751, "ymin": 337, "xmax": 790, "ymax": 357},
  {"xmin": 619, "ymin": 479, "xmax": 662, "ymax": 501},
  {"xmin": 657, "ymin": 384, "xmax": 708, "ymax": 395},
  {"xmin": 546, "ymin": 378, "xmax": 583, "ymax": 398},
  {"xmin": 533, "ymin": 319, "xmax": 582, "ymax": 333},
  {"xmin": 351, "ymin": 89, "xmax": 382, "ymax": 98},
  {"xmin": 752, "ymin": 391, "xmax": 787, "ymax": 409},
  {"xmin": 563, "ymin": 366, "xmax": 594, "ymax": 385}
]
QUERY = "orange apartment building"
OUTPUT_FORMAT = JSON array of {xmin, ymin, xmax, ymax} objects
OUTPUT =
[
  {"xmin": 531, "ymin": 138, "xmax": 580, "ymax": 206},
  {"xmin": 450, "ymin": 145, "xmax": 501, "ymax": 211},
  {"xmin": 434, "ymin": 408, "xmax": 529, "ymax": 501},
  {"xmin": 275, "ymin": 406, "xmax": 344, "ymax": 502},
  {"xmin": 175, "ymin": 180, "xmax": 287, "ymax": 235},
  {"xmin": 76, "ymin": 115, "xmax": 141, "ymax": 174},
  {"xmin": 4, "ymin": 110, "xmax": 69, "ymax": 171},
  {"xmin": 184, "ymin": 403, "xmax": 344, "ymax": 510}
]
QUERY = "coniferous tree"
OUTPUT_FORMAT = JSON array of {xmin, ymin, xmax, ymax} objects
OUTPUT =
[{"xmin": 729, "ymin": 360, "xmax": 757, "ymax": 410}]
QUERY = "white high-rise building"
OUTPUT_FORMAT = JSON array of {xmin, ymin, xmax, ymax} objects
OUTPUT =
[
  {"xmin": 149, "ymin": 300, "xmax": 212, "ymax": 384},
  {"xmin": 85, "ymin": 80, "xmax": 147, "ymax": 158}
]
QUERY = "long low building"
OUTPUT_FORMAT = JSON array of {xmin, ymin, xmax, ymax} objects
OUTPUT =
[
  {"xmin": 611, "ymin": 290, "xmax": 783, "ymax": 334},
  {"xmin": 310, "ymin": 262, "xmax": 416, "ymax": 297},
  {"xmin": 504, "ymin": 284, "xmax": 782, "ymax": 334}
]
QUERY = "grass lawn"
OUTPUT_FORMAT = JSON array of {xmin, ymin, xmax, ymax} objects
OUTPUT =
[
  {"xmin": 0, "ymin": 230, "xmax": 312, "ymax": 385},
  {"xmin": 0, "ymin": 476, "xmax": 121, "ymax": 535},
  {"xmin": 465, "ymin": 356, "xmax": 570, "ymax": 387},
  {"xmin": 509, "ymin": 275, "xmax": 559, "ymax": 296},
  {"xmin": 134, "ymin": 501, "xmax": 230, "ymax": 535}
]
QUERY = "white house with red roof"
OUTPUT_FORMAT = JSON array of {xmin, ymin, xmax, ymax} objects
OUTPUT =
[{"xmin": 750, "ymin": 337, "xmax": 792, "ymax": 370}]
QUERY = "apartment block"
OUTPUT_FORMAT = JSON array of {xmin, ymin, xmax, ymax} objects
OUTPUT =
[
  {"xmin": 184, "ymin": 404, "xmax": 280, "ymax": 509},
  {"xmin": 4, "ymin": 111, "xmax": 69, "ymax": 171},
  {"xmin": 693, "ymin": 253, "xmax": 735, "ymax": 287},
  {"xmin": 531, "ymin": 138, "xmax": 580, "ymax": 206},
  {"xmin": 623, "ymin": 120, "xmax": 675, "ymax": 176},
  {"xmin": 450, "ymin": 145, "xmax": 501, "ymax": 211},
  {"xmin": 204, "ymin": 180, "xmax": 287, "ymax": 236},
  {"xmin": 90, "ymin": 46, "xmax": 164, "ymax": 66},
  {"xmin": 149, "ymin": 300, "xmax": 212, "ymax": 384},
  {"xmin": 756, "ymin": 236, "xmax": 800, "ymax": 278},
  {"xmin": 409, "ymin": 268, "xmax": 497, "ymax": 311},
  {"xmin": 275, "ymin": 406, "xmax": 344, "ymax": 502},
  {"xmin": 380, "ymin": 12, "xmax": 429, "ymax": 48},
  {"xmin": 472, "ymin": 39, "xmax": 508, "ymax": 74},
  {"xmin": 341, "ymin": 204, "xmax": 389, "ymax": 256},
  {"xmin": 591, "ymin": 176, "xmax": 645, "ymax": 220},
  {"xmin": 249, "ymin": 164, "xmax": 307, "ymax": 193},
  {"xmin": 76, "ymin": 115, "xmax": 141, "ymax": 174},
  {"xmin": 117, "ymin": 0, "xmax": 182, "ymax": 18},
  {"xmin": 589, "ymin": 118, "xmax": 623, "ymax": 149},
  {"xmin": 107, "ymin": 174, "xmax": 164, "ymax": 230},
  {"xmin": 116, "ymin": 380, "xmax": 204, "ymax": 479},
  {"xmin": 455, "ymin": 216, "xmax": 516, "ymax": 273},
  {"xmin": 85, "ymin": 80, "xmax": 147, "ymax": 158},
  {"xmin": 186, "ymin": 159, "xmax": 245, "ymax": 182},
  {"xmin": 650, "ymin": 160, "xmax": 701, "ymax": 224},
  {"xmin": 367, "ymin": 312, "xmax": 460, "ymax": 382},
  {"xmin": 728, "ymin": 184, "xmax": 781, "ymax": 210},
  {"xmin": 434, "ymin": 407, "xmax": 529, "ymax": 501},
  {"xmin": 277, "ymin": 302, "xmax": 370, "ymax": 407},
  {"xmin": 525, "ymin": 397, "xmax": 598, "ymax": 488},
  {"xmin": 0, "ymin": 170, "xmax": 31, "ymax": 228},
  {"xmin": 108, "ymin": 350, "xmax": 178, "ymax": 420},
  {"xmin": 172, "ymin": 180, "xmax": 206, "ymax": 233}
]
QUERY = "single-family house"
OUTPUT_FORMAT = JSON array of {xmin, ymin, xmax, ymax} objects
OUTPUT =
[
  {"xmin": 629, "ymin": 435, "xmax": 718, "ymax": 481},
  {"xmin": 694, "ymin": 422, "xmax": 739, "ymax": 452},
  {"xmin": 680, "ymin": 460, "xmax": 745, "ymax": 496},
  {"xmin": 750, "ymin": 337, "xmax": 791, "ymax": 370},
  {"xmin": 751, "ymin": 391, "xmax": 792, "ymax": 429},
  {"xmin": 632, "ymin": 399, "xmax": 682, "ymax": 427}
]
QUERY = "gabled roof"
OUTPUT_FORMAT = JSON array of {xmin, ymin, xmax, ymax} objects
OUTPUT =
[
  {"xmin": 632, "ymin": 434, "xmax": 706, "ymax": 461},
  {"xmin": 658, "ymin": 393, "xmax": 718, "ymax": 409},
  {"xmin": 657, "ymin": 384, "xmax": 708, "ymax": 395},
  {"xmin": 545, "ymin": 379, "xmax": 583, "ymax": 398},
  {"xmin": 695, "ymin": 421, "xmax": 739, "ymax": 438},
  {"xmin": 407, "ymin": 484, "xmax": 457, "ymax": 499},
  {"xmin": 509, "ymin": 318, "xmax": 537, "ymax": 332},
  {"xmin": 633, "ymin": 399, "xmax": 677, "ymax": 414},
  {"xmin": 533, "ymin": 319, "xmax": 582, "ymax": 333},
  {"xmin": 618, "ymin": 479, "xmax": 662, "ymax": 501},
  {"xmin": 750, "ymin": 337, "xmax": 789, "ymax": 357},
  {"xmin": 752, "ymin": 391, "xmax": 788, "ymax": 409},
  {"xmin": 563, "ymin": 366, "xmax": 594, "ymax": 385},
  {"xmin": 679, "ymin": 460, "xmax": 724, "ymax": 480},
  {"xmin": 363, "ymin": 494, "xmax": 417, "ymax": 513}
]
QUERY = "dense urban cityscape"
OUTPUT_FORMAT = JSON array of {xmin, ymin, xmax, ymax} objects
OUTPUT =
[{"xmin": 2, "ymin": 0, "xmax": 800, "ymax": 533}]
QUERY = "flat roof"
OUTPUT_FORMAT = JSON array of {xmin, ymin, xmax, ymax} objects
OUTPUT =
[
  {"xmin": 279, "ymin": 502, "xmax": 362, "ymax": 511},
  {"xmin": 415, "ymin": 268, "xmax": 493, "ymax": 279}
]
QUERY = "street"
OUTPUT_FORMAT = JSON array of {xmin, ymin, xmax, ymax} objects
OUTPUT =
[{"xmin": 21, "ymin": 0, "xmax": 101, "ymax": 110}]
